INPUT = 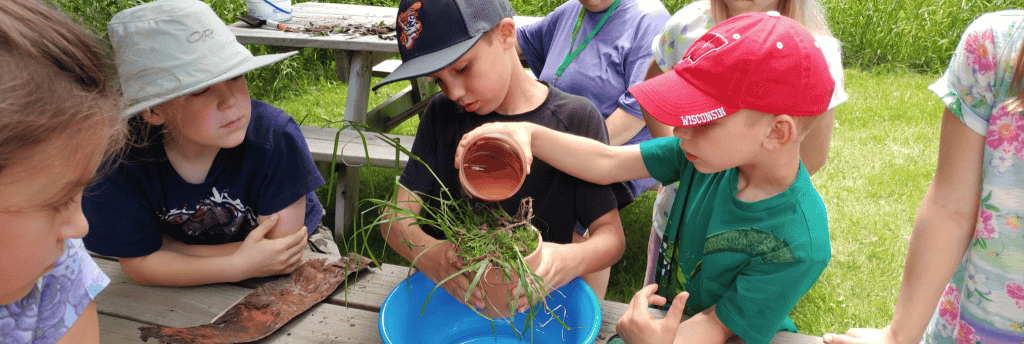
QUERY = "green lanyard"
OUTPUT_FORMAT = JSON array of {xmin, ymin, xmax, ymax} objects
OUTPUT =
[{"xmin": 552, "ymin": 0, "xmax": 622, "ymax": 83}]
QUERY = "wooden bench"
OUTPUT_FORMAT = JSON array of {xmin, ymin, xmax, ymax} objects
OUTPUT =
[
  {"xmin": 300, "ymin": 125, "xmax": 414, "ymax": 242},
  {"xmin": 365, "ymin": 59, "xmax": 439, "ymax": 132}
]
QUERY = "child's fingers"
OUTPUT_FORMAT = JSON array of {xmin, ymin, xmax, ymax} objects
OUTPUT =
[
  {"xmin": 662, "ymin": 291, "xmax": 689, "ymax": 325},
  {"xmin": 634, "ymin": 283, "xmax": 659, "ymax": 300},
  {"xmin": 520, "ymin": 144, "xmax": 533, "ymax": 176},
  {"xmin": 454, "ymin": 127, "xmax": 487, "ymax": 169},
  {"xmin": 647, "ymin": 294, "xmax": 668, "ymax": 307},
  {"xmin": 246, "ymin": 214, "xmax": 279, "ymax": 242},
  {"xmin": 283, "ymin": 252, "xmax": 304, "ymax": 273},
  {"xmin": 625, "ymin": 284, "xmax": 659, "ymax": 318}
]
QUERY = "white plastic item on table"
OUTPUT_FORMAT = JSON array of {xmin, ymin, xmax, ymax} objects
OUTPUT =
[{"xmin": 245, "ymin": 0, "xmax": 292, "ymax": 22}]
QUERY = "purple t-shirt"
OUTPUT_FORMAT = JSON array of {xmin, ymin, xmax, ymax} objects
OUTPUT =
[
  {"xmin": 0, "ymin": 239, "xmax": 109, "ymax": 344},
  {"xmin": 518, "ymin": 0, "xmax": 669, "ymax": 196}
]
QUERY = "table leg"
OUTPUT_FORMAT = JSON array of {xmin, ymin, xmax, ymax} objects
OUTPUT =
[
  {"xmin": 344, "ymin": 51, "xmax": 373, "ymax": 125},
  {"xmin": 333, "ymin": 51, "xmax": 388, "ymax": 238},
  {"xmin": 333, "ymin": 163, "xmax": 360, "ymax": 243}
]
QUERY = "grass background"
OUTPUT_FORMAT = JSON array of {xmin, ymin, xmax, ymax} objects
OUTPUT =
[{"xmin": 52, "ymin": 0, "xmax": 1018, "ymax": 337}]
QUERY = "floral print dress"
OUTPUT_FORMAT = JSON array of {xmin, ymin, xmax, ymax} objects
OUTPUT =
[
  {"xmin": 0, "ymin": 239, "xmax": 109, "ymax": 344},
  {"xmin": 924, "ymin": 10, "xmax": 1024, "ymax": 344}
]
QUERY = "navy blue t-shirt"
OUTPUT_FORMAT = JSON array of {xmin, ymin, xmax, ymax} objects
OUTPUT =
[{"xmin": 83, "ymin": 99, "xmax": 325, "ymax": 258}]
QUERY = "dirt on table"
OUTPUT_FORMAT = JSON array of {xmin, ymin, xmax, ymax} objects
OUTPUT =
[
  {"xmin": 138, "ymin": 254, "xmax": 375, "ymax": 344},
  {"xmin": 283, "ymin": 20, "xmax": 397, "ymax": 40}
]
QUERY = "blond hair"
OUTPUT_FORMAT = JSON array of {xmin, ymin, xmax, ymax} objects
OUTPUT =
[
  {"xmin": 0, "ymin": 0, "xmax": 124, "ymax": 176},
  {"xmin": 1008, "ymin": 39, "xmax": 1024, "ymax": 113},
  {"xmin": 744, "ymin": 111, "xmax": 821, "ymax": 141},
  {"xmin": 709, "ymin": 0, "xmax": 833, "ymax": 36}
]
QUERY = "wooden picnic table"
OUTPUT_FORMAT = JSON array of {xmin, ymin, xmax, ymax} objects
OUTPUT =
[
  {"xmin": 94, "ymin": 252, "xmax": 823, "ymax": 343},
  {"xmin": 227, "ymin": 2, "xmax": 541, "ymax": 131}
]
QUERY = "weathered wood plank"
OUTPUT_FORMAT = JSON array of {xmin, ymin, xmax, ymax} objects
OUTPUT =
[
  {"xmin": 299, "ymin": 125, "xmax": 413, "ymax": 167},
  {"xmin": 229, "ymin": 259, "xmax": 412, "ymax": 312},
  {"xmin": 99, "ymin": 314, "xmax": 150, "ymax": 343},
  {"xmin": 94, "ymin": 258, "xmax": 252, "ymax": 327},
  {"xmin": 93, "ymin": 258, "xmax": 385, "ymax": 343}
]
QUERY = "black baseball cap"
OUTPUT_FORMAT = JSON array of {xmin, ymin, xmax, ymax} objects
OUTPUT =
[{"xmin": 372, "ymin": 0, "xmax": 515, "ymax": 91}]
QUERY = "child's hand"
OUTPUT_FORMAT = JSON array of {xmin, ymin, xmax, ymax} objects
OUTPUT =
[
  {"xmin": 232, "ymin": 214, "xmax": 307, "ymax": 280},
  {"xmin": 616, "ymin": 284, "xmax": 689, "ymax": 344},
  {"xmin": 823, "ymin": 328, "xmax": 898, "ymax": 344},
  {"xmin": 531, "ymin": 243, "xmax": 585, "ymax": 294},
  {"xmin": 418, "ymin": 241, "xmax": 486, "ymax": 311},
  {"xmin": 455, "ymin": 122, "xmax": 536, "ymax": 175},
  {"xmin": 504, "ymin": 243, "xmax": 584, "ymax": 314}
]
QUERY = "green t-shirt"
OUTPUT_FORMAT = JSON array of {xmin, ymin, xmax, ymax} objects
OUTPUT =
[{"xmin": 639, "ymin": 137, "xmax": 831, "ymax": 344}]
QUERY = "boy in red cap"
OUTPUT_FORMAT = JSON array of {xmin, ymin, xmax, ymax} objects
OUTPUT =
[{"xmin": 457, "ymin": 11, "xmax": 834, "ymax": 344}]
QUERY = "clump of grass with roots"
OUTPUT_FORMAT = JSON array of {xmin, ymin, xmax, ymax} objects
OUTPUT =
[{"xmin": 332, "ymin": 122, "xmax": 572, "ymax": 341}]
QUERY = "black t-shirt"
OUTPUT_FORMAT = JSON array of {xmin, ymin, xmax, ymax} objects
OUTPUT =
[
  {"xmin": 399, "ymin": 84, "xmax": 633, "ymax": 244},
  {"xmin": 83, "ymin": 99, "xmax": 325, "ymax": 257}
]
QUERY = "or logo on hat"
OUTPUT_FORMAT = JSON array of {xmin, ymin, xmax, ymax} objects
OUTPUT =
[
  {"xmin": 186, "ymin": 29, "xmax": 215, "ymax": 43},
  {"xmin": 398, "ymin": 2, "xmax": 423, "ymax": 50},
  {"xmin": 680, "ymin": 32, "xmax": 728, "ymax": 64}
]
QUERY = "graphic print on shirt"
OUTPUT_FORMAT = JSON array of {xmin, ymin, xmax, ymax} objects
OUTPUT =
[
  {"xmin": 661, "ymin": 226, "xmax": 795, "ymax": 309},
  {"xmin": 704, "ymin": 227, "xmax": 795, "ymax": 263},
  {"xmin": 160, "ymin": 187, "xmax": 257, "ymax": 243}
]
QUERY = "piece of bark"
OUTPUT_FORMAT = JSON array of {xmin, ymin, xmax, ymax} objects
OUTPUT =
[{"xmin": 139, "ymin": 254, "xmax": 375, "ymax": 344}]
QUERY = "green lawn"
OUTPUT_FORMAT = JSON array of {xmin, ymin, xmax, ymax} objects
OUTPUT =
[
  {"xmin": 50, "ymin": 0, "xmax": 974, "ymax": 336},
  {"xmin": 794, "ymin": 69, "xmax": 944, "ymax": 334},
  {"xmin": 282, "ymin": 68, "xmax": 946, "ymax": 336}
]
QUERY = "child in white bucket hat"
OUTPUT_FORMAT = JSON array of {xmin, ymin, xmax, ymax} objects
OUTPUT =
[{"xmin": 82, "ymin": 0, "xmax": 340, "ymax": 287}]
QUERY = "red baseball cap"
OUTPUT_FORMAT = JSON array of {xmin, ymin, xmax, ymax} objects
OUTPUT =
[{"xmin": 629, "ymin": 11, "xmax": 834, "ymax": 127}]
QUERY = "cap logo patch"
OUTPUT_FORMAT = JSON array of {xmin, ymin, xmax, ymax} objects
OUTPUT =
[
  {"xmin": 680, "ymin": 32, "xmax": 728, "ymax": 64},
  {"xmin": 679, "ymin": 107, "xmax": 726, "ymax": 126},
  {"xmin": 187, "ymin": 29, "xmax": 215, "ymax": 43},
  {"xmin": 398, "ymin": 2, "xmax": 423, "ymax": 50}
]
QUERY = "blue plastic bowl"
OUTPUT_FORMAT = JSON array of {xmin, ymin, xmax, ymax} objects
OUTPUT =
[{"xmin": 379, "ymin": 271, "xmax": 602, "ymax": 344}]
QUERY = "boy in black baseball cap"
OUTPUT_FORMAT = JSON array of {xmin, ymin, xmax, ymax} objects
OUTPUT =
[{"xmin": 373, "ymin": 0, "xmax": 632, "ymax": 311}]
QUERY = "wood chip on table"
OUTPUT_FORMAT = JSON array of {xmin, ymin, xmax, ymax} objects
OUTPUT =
[{"xmin": 138, "ymin": 254, "xmax": 375, "ymax": 344}]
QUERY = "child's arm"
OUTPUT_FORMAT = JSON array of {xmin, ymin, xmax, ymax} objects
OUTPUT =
[
  {"xmin": 456, "ymin": 122, "xmax": 651, "ymax": 185},
  {"xmin": 55, "ymin": 300, "xmax": 100, "ymax": 344},
  {"xmin": 119, "ymin": 214, "xmax": 307, "ymax": 286},
  {"xmin": 824, "ymin": 109, "xmax": 984, "ymax": 344},
  {"xmin": 380, "ymin": 187, "xmax": 486, "ymax": 310},
  {"xmin": 674, "ymin": 305, "xmax": 735, "ymax": 344},
  {"xmin": 258, "ymin": 197, "xmax": 306, "ymax": 239}
]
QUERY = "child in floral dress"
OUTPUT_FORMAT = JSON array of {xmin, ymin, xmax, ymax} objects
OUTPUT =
[
  {"xmin": 0, "ymin": 0, "xmax": 122, "ymax": 342},
  {"xmin": 825, "ymin": 9, "xmax": 1024, "ymax": 344}
]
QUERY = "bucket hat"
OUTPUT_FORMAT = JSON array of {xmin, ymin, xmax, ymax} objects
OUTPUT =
[
  {"xmin": 109, "ymin": 0, "xmax": 297, "ymax": 117},
  {"xmin": 371, "ymin": 0, "xmax": 515, "ymax": 91},
  {"xmin": 629, "ymin": 11, "xmax": 834, "ymax": 127}
]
